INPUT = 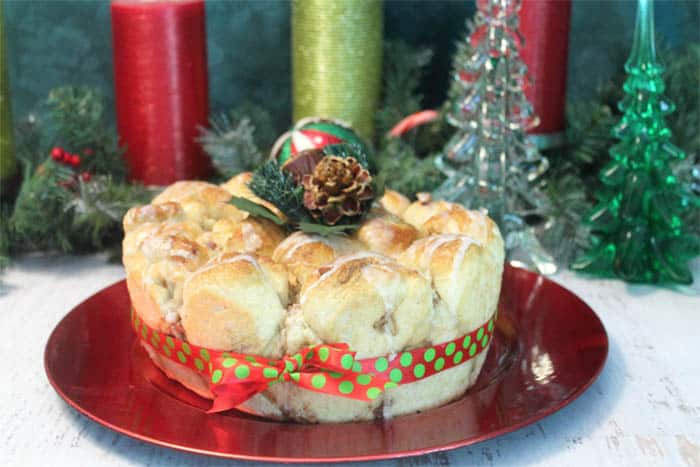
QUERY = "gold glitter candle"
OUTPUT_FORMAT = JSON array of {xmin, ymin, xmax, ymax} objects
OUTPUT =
[
  {"xmin": 292, "ymin": 0, "xmax": 383, "ymax": 141},
  {"xmin": 0, "ymin": 0, "xmax": 17, "ymax": 193}
]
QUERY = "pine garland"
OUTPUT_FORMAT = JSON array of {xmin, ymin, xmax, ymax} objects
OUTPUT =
[
  {"xmin": 198, "ymin": 103, "xmax": 276, "ymax": 180},
  {"xmin": 374, "ymin": 41, "xmax": 447, "ymax": 197},
  {"xmin": 198, "ymin": 115, "xmax": 262, "ymax": 179},
  {"xmin": 1, "ymin": 42, "xmax": 696, "ymax": 274},
  {"xmin": 1, "ymin": 86, "xmax": 152, "ymax": 267},
  {"xmin": 375, "ymin": 41, "xmax": 433, "ymax": 138}
]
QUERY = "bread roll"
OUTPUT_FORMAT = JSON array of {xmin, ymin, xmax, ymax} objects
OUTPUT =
[
  {"xmin": 153, "ymin": 180, "xmax": 232, "ymax": 205},
  {"xmin": 354, "ymin": 208, "xmax": 418, "ymax": 258},
  {"xmin": 221, "ymin": 172, "xmax": 286, "ymax": 220},
  {"xmin": 272, "ymin": 231, "xmax": 363, "ymax": 289},
  {"xmin": 299, "ymin": 254, "xmax": 434, "ymax": 358},
  {"xmin": 205, "ymin": 217, "xmax": 285, "ymax": 257},
  {"xmin": 181, "ymin": 253, "xmax": 288, "ymax": 357},
  {"xmin": 378, "ymin": 189, "xmax": 410, "ymax": 217},
  {"xmin": 124, "ymin": 229, "xmax": 209, "ymax": 334}
]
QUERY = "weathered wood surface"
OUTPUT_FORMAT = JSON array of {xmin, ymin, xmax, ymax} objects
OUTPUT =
[{"xmin": 1, "ymin": 254, "xmax": 698, "ymax": 466}]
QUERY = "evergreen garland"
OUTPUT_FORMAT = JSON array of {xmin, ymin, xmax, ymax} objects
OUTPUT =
[
  {"xmin": 198, "ymin": 103, "xmax": 276, "ymax": 181},
  {"xmin": 198, "ymin": 115, "xmax": 262, "ymax": 179},
  {"xmin": 1, "ymin": 86, "xmax": 152, "ymax": 268},
  {"xmin": 374, "ymin": 41, "xmax": 447, "ymax": 197},
  {"xmin": 1, "ymin": 42, "xmax": 696, "ymax": 275}
]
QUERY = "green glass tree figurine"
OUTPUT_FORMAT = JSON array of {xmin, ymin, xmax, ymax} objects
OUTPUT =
[{"xmin": 572, "ymin": 0, "xmax": 700, "ymax": 284}]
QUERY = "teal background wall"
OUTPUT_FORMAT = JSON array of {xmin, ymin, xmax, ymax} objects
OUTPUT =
[{"xmin": 3, "ymin": 0, "xmax": 699, "ymax": 132}]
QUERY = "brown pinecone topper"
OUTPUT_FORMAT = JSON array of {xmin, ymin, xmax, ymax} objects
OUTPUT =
[{"xmin": 302, "ymin": 156, "xmax": 374, "ymax": 225}]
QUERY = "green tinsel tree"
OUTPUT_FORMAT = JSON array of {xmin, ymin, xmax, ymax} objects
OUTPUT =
[{"xmin": 572, "ymin": 0, "xmax": 700, "ymax": 284}]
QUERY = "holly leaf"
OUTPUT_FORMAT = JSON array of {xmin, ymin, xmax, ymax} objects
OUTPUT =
[
  {"xmin": 297, "ymin": 221, "xmax": 358, "ymax": 236},
  {"xmin": 229, "ymin": 196, "xmax": 286, "ymax": 226}
]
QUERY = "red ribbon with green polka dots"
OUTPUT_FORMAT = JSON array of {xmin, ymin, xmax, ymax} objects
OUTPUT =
[{"xmin": 131, "ymin": 309, "xmax": 495, "ymax": 413}]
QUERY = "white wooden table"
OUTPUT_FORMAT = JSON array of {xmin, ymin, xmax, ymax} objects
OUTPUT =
[{"xmin": 1, "ymin": 254, "xmax": 699, "ymax": 467}]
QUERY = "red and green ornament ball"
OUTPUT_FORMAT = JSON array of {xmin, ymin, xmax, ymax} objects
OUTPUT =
[{"xmin": 271, "ymin": 118, "xmax": 368, "ymax": 165}]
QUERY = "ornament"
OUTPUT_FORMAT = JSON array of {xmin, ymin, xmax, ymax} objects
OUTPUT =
[
  {"xmin": 270, "ymin": 118, "xmax": 368, "ymax": 166},
  {"xmin": 433, "ymin": 0, "xmax": 555, "ymax": 275},
  {"xmin": 572, "ymin": 0, "xmax": 700, "ymax": 284},
  {"xmin": 291, "ymin": 0, "xmax": 383, "ymax": 140},
  {"xmin": 231, "ymin": 143, "xmax": 380, "ymax": 234},
  {"xmin": 81, "ymin": 172, "xmax": 92, "ymax": 182},
  {"xmin": 302, "ymin": 155, "xmax": 373, "ymax": 225}
]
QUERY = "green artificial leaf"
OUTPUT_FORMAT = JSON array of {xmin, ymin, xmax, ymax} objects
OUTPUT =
[
  {"xmin": 297, "ymin": 221, "xmax": 358, "ymax": 236},
  {"xmin": 230, "ymin": 196, "xmax": 286, "ymax": 226}
]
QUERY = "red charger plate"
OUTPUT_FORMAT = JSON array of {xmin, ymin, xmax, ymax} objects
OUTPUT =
[{"xmin": 45, "ymin": 265, "xmax": 608, "ymax": 463}]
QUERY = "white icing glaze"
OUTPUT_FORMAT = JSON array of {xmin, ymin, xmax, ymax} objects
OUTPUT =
[
  {"xmin": 276, "ymin": 232, "xmax": 329, "ymax": 261},
  {"xmin": 241, "ymin": 222, "xmax": 263, "ymax": 253},
  {"xmin": 361, "ymin": 265, "xmax": 403, "ymax": 351},
  {"xmin": 299, "ymin": 252, "xmax": 393, "ymax": 305},
  {"xmin": 186, "ymin": 253, "xmax": 263, "ymax": 284},
  {"xmin": 405, "ymin": 234, "xmax": 478, "ymax": 284},
  {"xmin": 464, "ymin": 210, "xmax": 489, "ymax": 242}
]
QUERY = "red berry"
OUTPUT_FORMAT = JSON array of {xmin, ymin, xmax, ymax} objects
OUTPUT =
[
  {"xmin": 81, "ymin": 171, "xmax": 92, "ymax": 182},
  {"xmin": 50, "ymin": 147, "xmax": 64, "ymax": 161},
  {"xmin": 69, "ymin": 154, "xmax": 81, "ymax": 167},
  {"xmin": 83, "ymin": 148, "xmax": 94, "ymax": 156}
]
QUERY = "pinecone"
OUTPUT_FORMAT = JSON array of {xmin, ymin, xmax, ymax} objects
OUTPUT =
[{"xmin": 301, "ymin": 156, "xmax": 373, "ymax": 225}]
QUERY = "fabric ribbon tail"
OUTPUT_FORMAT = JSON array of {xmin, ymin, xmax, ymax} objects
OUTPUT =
[{"xmin": 208, "ymin": 381, "xmax": 269, "ymax": 414}]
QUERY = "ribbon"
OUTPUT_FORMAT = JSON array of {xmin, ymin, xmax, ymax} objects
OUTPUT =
[{"xmin": 132, "ymin": 309, "xmax": 495, "ymax": 413}]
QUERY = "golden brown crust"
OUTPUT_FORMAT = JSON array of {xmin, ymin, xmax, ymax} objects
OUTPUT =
[
  {"xmin": 181, "ymin": 253, "xmax": 288, "ymax": 357},
  {"xmin": 354, "ymin": 208, "xmax": 419, "ymax": 258},
  {"xmin": 207, "ymin": 217, "xmax": 285, "ymax": 257},
  {"xmin": 299, "ymin": 254, "xmax": 434, "ymax": 358},
  {"xmin": 153, "ymin": 180, "xmax": 232, "ymax": 205},
  {"xmin": 272, "ymin": 231, "xmax": 363, "ymax": 290},
  {"xmin": 123, "ymin": 202, "xmax": 185, "ymax": 233},
  {"xmin": 378, "ymin": 189, "xmax": 411, "ymax": 217}
]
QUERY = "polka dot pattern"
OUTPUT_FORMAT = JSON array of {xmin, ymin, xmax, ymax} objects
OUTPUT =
[{"xmin": 131, "ymin": 307, "xmax": 496, "ymax": 408}]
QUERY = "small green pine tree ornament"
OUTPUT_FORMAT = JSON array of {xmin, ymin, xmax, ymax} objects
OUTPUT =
[{"xmin": 572, "ymin": 0, "xmax": 700, "ymax": 284}]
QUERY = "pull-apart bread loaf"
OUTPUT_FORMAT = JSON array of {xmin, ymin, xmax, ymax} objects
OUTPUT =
[{"xmin": 123, "ymin": 176, "xmax": 504, "ymax": 422}]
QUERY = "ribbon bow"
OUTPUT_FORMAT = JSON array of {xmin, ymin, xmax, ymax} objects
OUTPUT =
[{"xmin": 208, "ymin": 343, "xmax": 389, "ymax": 413}]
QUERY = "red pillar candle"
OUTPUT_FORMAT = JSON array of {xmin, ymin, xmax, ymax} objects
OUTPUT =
[
  {"xmin": 520, "ymin": 0, "xmax": 571, "ymax": 148},
  {"xmin": 111, "ymin": 0, "xmax": 210, "ymax": 185}
]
